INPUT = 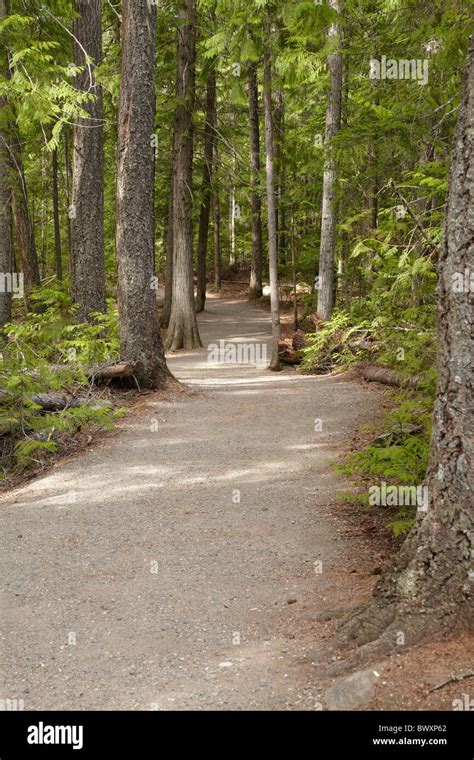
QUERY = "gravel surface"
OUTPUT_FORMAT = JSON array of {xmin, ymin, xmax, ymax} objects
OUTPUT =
[{"xmin": 0, "ymin": 296, "xmax": 382, "ymax": 710}]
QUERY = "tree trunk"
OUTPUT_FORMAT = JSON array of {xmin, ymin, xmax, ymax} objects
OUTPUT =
[
  {"xmin": 51, "ymin": 147, "xmax": 62, "ymax": 281},
  {"xmin": 213, "ymin": 142, "xmax": 222, "ymax": 290},
  {"xmin": 368, "ymin": 139, "xmax": 378, "ymax": 230},
  {"xmin": 263, "ymin": 25, "xmax": 281, "ymax": 371},
  {"xmin": 279, "ymin": 164, "xmax": 287, "ymax": 266},
  {"xmin": 291, "ymin": 202, "xmax": 298, "ymax": 331},
  {"xmin": 316, "ymin": 0, "xmax": 342, "ymax": 322},
  {"xmin": 338, "ymin": 36, "xmax": 474, "ymax": 661},
  {"xmin": 71, "ymin": 0, "xmax": 106, "ymax": 322},
  {"xmin": 275, "ymin": 89, "xmax": 287, "ymax": 266},
  {"xmin": 165, "ymin": 0, "xmax": 201, "ymax": 351},
  {"xmin": 0, "ymin": 0, "xmax": 12, "ymax": 333},
  {"xmin": 10, "ymin": 129, "xmax": 40, "ymax": 304},
  {"xmin": 161, "ymin": 174, "xmax": 174, "ymax": 327},
  {"xmin": 248, "ymin": 63, "xmax": 263, "ymax": 298},
  {"xmin": 4, "ymin": 7, "xmax": 40, "ymax": 304},
  {"xmin": 116, "ymin": 0, "xmax": 173, "ymax": 389},
  {"xmin": 229, "ymin": 157, "xmax": 237, "ymax": 267},
  {"xmin": 196, "ymin": 66, "xmax": 216, "ymax": 313},
  {"xmin": 64, "ymin": 127, "xmax": 73, "ymax": 276}
]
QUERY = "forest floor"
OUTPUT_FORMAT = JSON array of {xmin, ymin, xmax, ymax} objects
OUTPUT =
[{"xmin": 0, "ymin": 294, "xmax": 472, "ymax": 710}]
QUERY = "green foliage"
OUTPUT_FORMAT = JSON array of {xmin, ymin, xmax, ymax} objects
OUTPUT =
[
  {"xmin": 300, "ymin": 311, "xmax": 369, "ymax": 372},
  {"xmin": 0, "ymin": 283, "xmax": 121, "ymax": 474},
  {"xmin": 6, "ymin": 283, "xmax": 119, "ymax": 366},
  {"xmin": 337, "ymin": 395, "xmax": 433, "ymax": 536}
]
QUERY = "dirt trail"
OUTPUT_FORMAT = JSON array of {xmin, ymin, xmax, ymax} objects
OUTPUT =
[{"xmin": 0, "ymin": 296, "xmax": 382, "ymax": 710}]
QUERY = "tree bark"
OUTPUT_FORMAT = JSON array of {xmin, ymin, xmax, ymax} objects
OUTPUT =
[
  {"xmin": 316, "ymin": 0, "xmax": 342, "ymax": 322},
  {"xmin": 165, "ymin": 0, "xmax": 201, "ymax": 351},
  {"xmin": 161, "ymin": 161, "xmax": 174, "ymax": 328},
  {"xmin": 213, "ymin": 142, "xmax": 222, "ymax": 290},
  {"xmin": 116, "ymin": 0, "xmax": 173, "ymax": 388},
  {"xmin": 71, "ymin": 0, "xmax": 106, "ymax": 322},
  {"xmin": 338, "ymin": 37, "xmax": 474, "ymax": 661},
  {"xmin": 229, "ymin": 153, "xmax": 237, "ymax": 268},
  {"xmin": 0, "ymin": 0, "xmax": 12, "ymax": 333},
  {"xmin": 51, "ymin": 147, "xmax": 62, "ymax": 281},
  {"xmin": 196, "ymin": 66, "xmax": 216, "ymax": 313},
  {"xmin": 248, "ymin": 63, "xmax": 263, "ymax": 298},
  {"xmin": 64, "ymin": 127, "xmax": 73, "ymax": 276},
  {"xmin": 274, "ymin": 89, "xmax": 287, "ymax": 266},
  {"xmin": 263, "ymin": 24, "xmax": 281, "ymax": 371},
  {"xmin": 362, "ymin": 364, "xmax": 420, "ymax": 389},
  {"xmin": 291, "ymin": 202, "xmax": 298, "ymax": 331}
]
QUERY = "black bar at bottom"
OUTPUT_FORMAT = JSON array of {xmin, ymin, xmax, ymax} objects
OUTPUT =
[{"xmin": 0, "ymin": 710, "xmax": 471, "ymax": 757}]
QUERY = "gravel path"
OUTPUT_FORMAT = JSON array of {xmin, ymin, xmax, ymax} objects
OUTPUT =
[{"xmin": 0, "ymin": 296, "xmax": 381, "ymax": 710}]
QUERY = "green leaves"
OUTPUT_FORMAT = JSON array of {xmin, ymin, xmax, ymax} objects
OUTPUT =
[{"xmin": 0, "ymin": 283, "xmax": 120, "ymax": 474}]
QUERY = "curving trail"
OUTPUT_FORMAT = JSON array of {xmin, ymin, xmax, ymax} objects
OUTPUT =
[{"xmin": 0, "ymin": 296, "xmax": 381, "ymax": 710}]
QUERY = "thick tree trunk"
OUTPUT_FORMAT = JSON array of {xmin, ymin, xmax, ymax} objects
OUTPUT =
[
  {"xmin": 338, "ymin": 37, "xmax": 474, "ymax": 661},
  {"xmin": 213, "ymin": 142, "xmax": 222, "ymax": 290},
  {"xmin": 263, "ymin": 27, "xmax": 281, "ymax": 372},
  {"xmin": 0, "ymin": 0, "xmax": 12, "ymax": 333},
  {"xmin": 165, "ymin": 0, "xmax": 201, "ymax": 351},
  {"xmin": 316, "ymin": 0, "xmax": 342, "ymax": 322},
  {"xmin": 248, "ymin": 63, "xmax": 263, "ymax": 298},
  {"xmin": 71, "ymin": 0, "xmax": 106, "ymax": 322},
  {"xmin": 116, "ymin": 0, "xmax": 173, "ymax": 389},
  {"xmin": 196, "ymin": 67, "xmax": 216, "ymax": 313},
  {"xmin": 51, "ymin": 147, "xmax": 62, "ymax": 281}
]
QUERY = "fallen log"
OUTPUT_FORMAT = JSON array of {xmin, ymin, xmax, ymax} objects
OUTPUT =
[
  {"xmin": 0, "ymin": 390, "xmax": 112, "ymax": 413},
  {"xmin": 86, "ymin": 361, "xmax": 137, "ymax": 381},
  {"xmin": 362, "ymin": 364, "xmax": 421, "ymax": 389},
  {"xmin": 48, "ymin": 360, "xmax": 137, "ymax": 382},
  {"xmin": 29, "ymin": 393, "xmax": 83, "ymax": 411},
  {"xmin": 0, "ymin": 389, "xmax": 76, "ymax": 411}
]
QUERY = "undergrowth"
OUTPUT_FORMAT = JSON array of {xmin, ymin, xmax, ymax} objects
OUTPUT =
[
  {"xmin": 298, "ymin": 234, "xmax": 437, "ymax": 536},
  {"xmin": 0, "ymin": 283, "xmax": 123, "ymax": 477}
]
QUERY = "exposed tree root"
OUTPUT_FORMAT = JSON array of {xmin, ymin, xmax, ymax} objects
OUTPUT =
[
  {"xmin": 165, "ymin": 318, "xmax": 202, "ymax": 352},
  {"xmin": 325, "ymin": 589, "xmax": 472, "ymax": 678}
]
